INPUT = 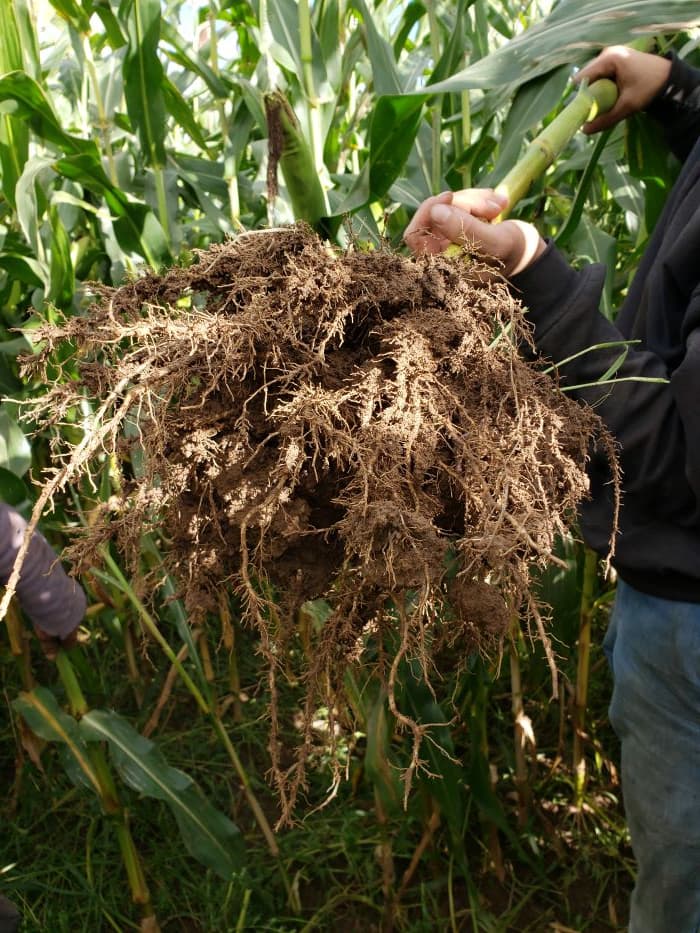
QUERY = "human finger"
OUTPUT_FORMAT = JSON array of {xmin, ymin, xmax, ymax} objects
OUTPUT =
[
  {"xmin": 404, "ymin": 191, "xmax": 454, "ymax": 254},
  {"xmin": 427, "ymin": 203, "xmax": 503, "ymax": 257},
  {"xmin": 451, "ymin": 188, "xmax": 509, "ymax": 220}
]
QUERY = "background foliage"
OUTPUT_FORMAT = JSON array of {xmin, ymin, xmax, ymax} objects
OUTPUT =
[{"xmin": 1, "ymin": 0, "xmax": 699, "ymax": 930}]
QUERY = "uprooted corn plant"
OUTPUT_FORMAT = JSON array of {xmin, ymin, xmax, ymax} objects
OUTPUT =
[{"xmin": 12, "ymin": 224, "xmax": 617, "ymax": 817}]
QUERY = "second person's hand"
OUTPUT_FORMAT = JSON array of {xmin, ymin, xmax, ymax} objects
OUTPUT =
[{"xmin": 404, "ymin": 188, "xmax": 546, "ymax": 278}]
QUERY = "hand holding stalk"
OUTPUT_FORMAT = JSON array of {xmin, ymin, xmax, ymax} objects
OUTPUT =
[{"xmin": 404, "ymin": 78, "xmax": 619, "ymax": 273}]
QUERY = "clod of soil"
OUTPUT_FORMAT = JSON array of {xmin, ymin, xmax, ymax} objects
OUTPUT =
[{"xmin": 19, "ymin": 224, "xmax": 615, "ymax": 817}]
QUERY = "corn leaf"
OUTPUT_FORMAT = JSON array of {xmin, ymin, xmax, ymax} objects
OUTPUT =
[
  {"xmin": 120, "ymin": 0, "xmax": 167, "ymax": 167},
  {"xmin": 0, "ymin": 465, "xmax": 28, "ymax": 505},
  {"xmin": 0, "ymin": 252, "xmax": 51, "ymax": 288},
  {"xmin": 49, "ymin": 201, "xmax": 74, "ymax": 307},
  {"xmin": 47, "ymin": 0, "xmax": 90, "ymax": 34},
  {"xmin": 161, "ymin": 22, "xmax": 229, "ymax": 98},
  {"xmin": 13, "ymin": 687, "xmax": 101, "ymax": 794},
  {"xmin": 368, "ymin": 95, "xmax": 425, "ymax": 201},
  {"xmin": 398, "ymin": 660, "xmax": 465, "ymax": 843},
  {"xmin": 351, "ymin": 0, "xmax": 402, "ymax": 95},
  {"xmin": 0, "ymin": 406, "xmax": 30, "ymax": 475},
  {"xmin": 0, "ymin": 71, "xmax": 100, "ymax": 157},
  {"xmin": 364, "ymin": 687, "xmax": 403, "ymax": 817},
  {"xmin": 80, "ymin": 709, "xmax": 245, "ymax": 879},
  {"xmin": 422, "ymin": 1, "xmax": 700, "ymax": 93},
  {"xmin": 0, "ymin": 0, "xmax": 30, "ymax": 208},
  {"xmin": 162, "ymin": 76, "xmax": 211, "ymax": 152},
  {"xmin": 93, "ymin": 0, "xmax": 126, "ymax": 48},
  {"xmin": 55, "ymin": 153, "xmax": 171, "ymax": 268}
]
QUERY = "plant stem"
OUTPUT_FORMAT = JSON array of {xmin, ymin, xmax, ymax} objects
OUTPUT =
[
  {"xmin": 509, "ymin": 619, "xmax": 531, "ymax": 827},
  {"xmin": 6, "ymin": 599, "xmax": 34, "ymax": 697},
  {"xmin": 83, "ymin": 35, "xmax": 118, "ymax": 186},
  {"xmin": 573, "ymin": 546, "xmax": 597, "ymax": 807},
  {"xmin": 55, "ymin": 652, "xmax": 89, "ymax": 716},
  {"xmin": 153, "ymin": 165, "xmax": 171, "ymax": 243},
  {"xmin": 98, "ymin": 546, "xmax": 210, "ymax": 715},
  {"xmin": 55, "ymin": 651, "xmax": 159, "ymax": 928},
  {"xmin": 208, "ymin": 1, "xmax": 241, "ymax": 228},
  {"xmin": 210, "ymin": 714, "xmax": 280, "ymax": 857},
  {"xmin": 298, "ymin": 0, "xmax": 324, "ymax": 177},
  {"xmin": 427, "ymin": 0, "xmax": 442, "ymax": 194},
  {"xmin": 496, "ymin": 79, "xmax": 618, "ymax": 217},
  {"xmin": 460, "ymin": 85, "xmax": 471, "ymax": 188}
]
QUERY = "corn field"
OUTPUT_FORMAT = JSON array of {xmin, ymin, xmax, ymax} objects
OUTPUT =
[{"xmin": 1, "ymin": 1, "xmax": 699, "ymax": 931}]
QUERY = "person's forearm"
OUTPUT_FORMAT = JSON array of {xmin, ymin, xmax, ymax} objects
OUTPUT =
[{"xmin": 0, "ymin": 503, "xmax": 86, "ymax": 638}]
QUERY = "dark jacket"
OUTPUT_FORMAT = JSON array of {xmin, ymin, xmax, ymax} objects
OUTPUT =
[{"xmin": 511, "ymin": 55, "xmax": 700, "ymax": 602}]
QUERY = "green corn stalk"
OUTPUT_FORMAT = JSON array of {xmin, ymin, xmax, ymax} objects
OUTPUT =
[
  {"xmin": 444, "ymin": 76, "xmax": 618, "ymax": 264},
  {"xmin": 265, "ymin": 90, "xmax": 327, "ymax": 229},
  {"xmin": 509, "ymin": 619, "xmax": 532, "ymax": 828},
  {"xmin": 41, "ymin": 653, "xmax": 159, "ymax": 928},
  {"xmin": 573, "ymin": 546, "xmax": 598, "ymax": 807},
  {"xmin": 97, "ymin": 545, "xmax": 282, "ymax": 860},
  {"xmin": 495, "ymin": 79, "xmax": 618, "ymax": 217}
]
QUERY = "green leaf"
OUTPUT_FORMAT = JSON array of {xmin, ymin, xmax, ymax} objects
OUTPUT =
[
  {"xmin": 49, "ymin": 201, "xmax": 74, "ymax": 307},
  {"xmin": 162, "ymin": 76, "xmax": 211, "ymax": 152},
  {"xmin": 429, "ymin": 0, "xmax": 473, "ymax": 86},
  {"xmin": 0, "ymin": 71, "xmax": 98, "ymax": 157},
  {"xmin": 0, "ymin": 405, "xmax": 31, "ymax": 476},
  {"xmin": 120, "ymin": 0, "xmax": 167, "ymax": 167},
  {"xmin": 0, "ymin": 465, "xmax": 29, "ymax": 504},
  {"xmin": 0, "ymin": 0, "xmax": 30, "ymax": 207},
  {"xmin": 80, "ymin": 709, "xmax": 245, "ymax": 879},
  {"xmin": 567, "ymin": 216, "xmax": 616, "ymax": 319},
  {"xmin": 398, "ymin": 660, "xmax": 465, "ymax": 841},
  {"xmin": 13, "ymin": 687, "xmax": 101, "ymax": 794},
  {"xmin": 15, "ymin": 156, "xmax": 53, "ymax": 269},
  {"xmin": 352, "ymin": 0, "xmax": 402, "ymax": 95},
  {"xmin": 0, "ymin": 252, "xmax": 47, "ymax": 288},
  {"xmin": 421, "ymin": 1, "xmax": 700, "ymax": 94},
  {"xmin": 47, "ymin": 0, "xmax": 90, "ymax": 33},
  {"xmin": 55, "ymin": 153, "xmax": 171, "ymax": 269},
  {"xmin": 555, "ymin": 128, "xmax": 612, "ymax": 247},
  {"xmin": 161, "ymin": 22, "xmax": 229, "ymax": 98},
  {"xmin": 93, "ymin": 0, "xmax": 127, "ymax": 48},
  {"xmin": 368, "ymin": 95, "xmax": 425, "ymax": 201},
  {"xmin": 626, "ymin": 112, "xmax": 680, "ymax": 231},
  {"xmin": 364, "ymin": 686, "xmax": 403, "ymax": 817}
]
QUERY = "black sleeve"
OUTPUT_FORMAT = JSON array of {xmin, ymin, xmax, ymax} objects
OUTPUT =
[
  {"xmin": 645, "ymin": 53, "xmax": 700, "ymax": 163},
  {"xmin": 510, "ymin": 243, "xmax": 700, "ymax": 525},
  {"xmin": 0, "ymin": 503, "xmax": 86, "ymax": 638}
]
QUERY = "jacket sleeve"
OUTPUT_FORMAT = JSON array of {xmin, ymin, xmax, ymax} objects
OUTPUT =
[
  {"xmin": 645, "ymin": 54, "xmax": 700, "ymax": 163},
  {"xmin": 510, "ymin": 243, "xmax": 700, "ymax": 526},
  {"xmin": 0, "ymin": 502, "xmax": 86, "ymax": 638}
]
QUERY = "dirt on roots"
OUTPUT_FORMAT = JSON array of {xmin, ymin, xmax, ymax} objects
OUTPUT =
[{"xmin": 17, "ymin": 225, "xmax": 617, "ymax": 817}]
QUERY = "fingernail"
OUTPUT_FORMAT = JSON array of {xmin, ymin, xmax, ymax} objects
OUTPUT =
[
  {"xmin": 430, "ymin": 204, "xmax": 453, "ymax": 224},
  {"xmin": 487, "ymin": 198, "xmax": 505, "ymax": 211}
]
